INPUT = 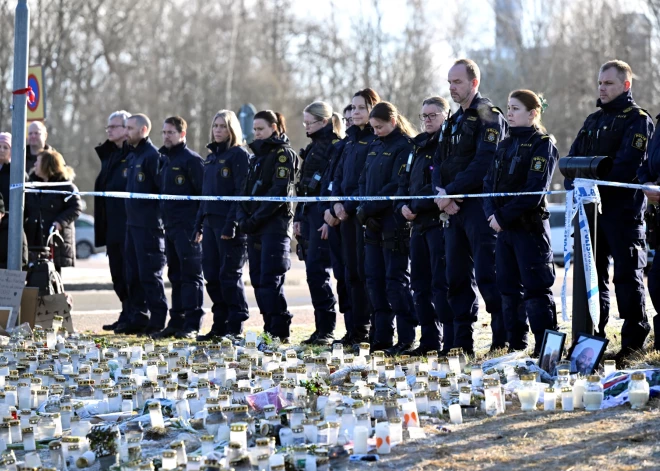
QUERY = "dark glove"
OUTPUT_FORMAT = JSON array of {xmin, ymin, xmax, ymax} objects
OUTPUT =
[
  {"xmin": 356, "ymin": 206, "xmax": 367, "ymax": 225},
  {"xmin": 365, "ymin": 217, "xmax": 382, "ymax": 232},
  {"xmin": 239, "ymin": 218, "xmax": 258, "ymax": 234}
]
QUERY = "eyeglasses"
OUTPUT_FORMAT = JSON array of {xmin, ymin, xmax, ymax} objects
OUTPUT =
[
  {"xmin": 302, "ymin": 120, "xmax": 321, "ymax": 128},
  {"xmin": 419, "ymin": 113, "xmax": 440, "ymax": 121},
  {"xmin": 162, "ymin": 130, "xmax": 179, "ymax": 136},
  {"xmin": 105, "ymin": 125, "xmax": 125, "ymax": 130},
  {"xmin": 342, "ymin": 117, "xmax": 353, "ymax": 124}
]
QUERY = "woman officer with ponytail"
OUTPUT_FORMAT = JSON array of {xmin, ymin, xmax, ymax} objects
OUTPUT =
[
  {"xmin": 295, "ymin": 101, "xmax": 344, "ymax": 346},
  {"xmin": 357, "ymin": 102, "xmax": 418, "ymax": 355},
  {"xmin": 237, "ymin": 110, "xmax": 298, "ymax": 342},
  {"xmin": 483, "ymin": 90, "xmax": 558, "ymax": 355}
]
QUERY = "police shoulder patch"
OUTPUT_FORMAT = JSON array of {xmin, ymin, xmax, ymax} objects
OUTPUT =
[
  {"xmin": 175, "ymin": 174, "xmax": 186, "ymax": 185},
  {"xmin": 278, "ymin": 155, "xmax": 287, "ymax": 163},
  {"xmin": 484, "ymin": 128, "xmax": 499, "ymax": 143},
  {"xmin": 276, "ymin": 166, "xmax": 290, "ymax": 179},
  {"xmin": 136, "ymin": 172, "xmax": 145, "ymax": 182},
  {"xmin": 632, "ymin": 133, "xmax": 648, "ymax": 151},
  {"xmin": 530, "ymin": 156, "xmax": 548, "ymax": 173}
]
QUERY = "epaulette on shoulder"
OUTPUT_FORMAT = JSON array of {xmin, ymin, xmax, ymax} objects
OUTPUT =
[
  {"xmin": 332, "ymin": 139, "xmax": 340, "ymax": 144},
  {"xmin": 541, "ymin": 135, "xmax": 550, "ymax": 139},
  {"xmin": 639, "ymin": 109, "xmax": 648, "ymax": 117}
]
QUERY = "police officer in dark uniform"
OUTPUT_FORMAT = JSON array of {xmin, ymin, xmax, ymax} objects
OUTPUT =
[
  {"xmin": 358, "ymin": 101, "xmax": 418, "ymax": 354},
  {"xmin": 567, "ymin": 60, "xmax": 653, "ymax": 359},
  {"xmin": 118, "ymin": 113, "xmax": 169, "ymax": 336},
  {"xmin": 95, "ymin": 111, "xmax": 131, "ymax": 332},
  {"xmin": 152, "ymin": 116, "xmax": 205, "ymax": 340},
  {"xmin": 237, "ymin": 110, "xmax": 298, "ymax": 342},
  {"xmin": 484, "ymin": 90, "xmax": 558, "ymax": 355},
  {"xmin": 194, "ymin": 110, "xmax": 250, "ymax": 340},
  {"xmin": 397, "ymin": 97, "xmax": 453, "ymax": 355},
  {"xmin": 295, "ymin": 101, "xmax": 340, "ymax": 345},
  {"xmin": 320, "ymin": 113, "xmax": 351, "ymax": 344},
  {"xmin": 433, "ymin": 59, "xmax": 507, "ymax": 355},
  {"xmin": 639, "ymin": 113, "xmax": 660, "ymax": 352},
  {"xmin": 332, "ymin": 89, "xmax": 381, "ymax": 345}
]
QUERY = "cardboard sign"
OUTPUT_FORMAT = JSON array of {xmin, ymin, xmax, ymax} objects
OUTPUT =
[
  {"xmin": 34, "ymin": 293, "xmax": 74, "ymax": 332},
  {"xmin": 0, "ymin": 269, "xmax": 27, "ymax": 313}
]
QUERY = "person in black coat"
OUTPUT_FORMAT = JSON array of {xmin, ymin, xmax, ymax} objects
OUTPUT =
[
  {"xmin": 94, "ymin": 110, "xmax": 132, "ymax": 331},
  {"xmin": 237, "ymin": 110, "xmax": 298, "ymax": 341},
  {"xmin": 194, "ymin": 110, "xmax": 250, "ymax": 340},
  {"xmin": 294, "ymin": 101, "xmax": 342, "ymax": 346},
  {"xmin": 153, "ymin": 116, "xmax": 205, "ymax": 340},
  {"xmin": 332, "ymin": 88, "xmax": 381, "ymax": 346},
  {"xmin": 0, "ymin": 193, "xmax": 28, "ymax": 269},
  {"xmin": 24, "ymin": 149, "xmax": 82, "ymax": 273},
  {"xmin": 357, "ymin": 102, "xmax": 418, "ymax": 355},
  {"xmin": 397, "ymin": 96, "xmax": 453, "ymax": 355}
]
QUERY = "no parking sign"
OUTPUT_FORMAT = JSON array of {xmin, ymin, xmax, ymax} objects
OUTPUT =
[{"xmin": 26, "ymin": 65, "xmax": 46, "ymax": 121}]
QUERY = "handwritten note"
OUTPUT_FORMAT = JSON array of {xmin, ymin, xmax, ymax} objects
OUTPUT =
[
  {"xmin": 35, "ymin": 293, "xmax": 74, "ymax": 332},
  {"xmin": 0, "ymin": 269, "xmax": 27, "ymax": 313}
]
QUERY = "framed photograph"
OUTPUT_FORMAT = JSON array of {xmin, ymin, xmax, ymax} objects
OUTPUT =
[
  {"xmin": 567, "ymin": 333, "xmax": 609, "ymax": 375},
  {"xmin": 538, "ymin": 330, "xmax": 566, "ymax": 374}
]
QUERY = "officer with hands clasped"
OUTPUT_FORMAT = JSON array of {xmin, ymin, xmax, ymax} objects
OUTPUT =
[
  {"xmin": 119, "ymin": 114, "xmax": 169, "ymax": 336},
  {"xmin": 153, "ymin": 116, "xmax": 205, "ymax": 340},
  {"xmin": 194, "ymin": 110, "xmax": 250, "ymax": 340},
  {"xmin": 295, "ymin": 101, "xmax": 340, "ymax": 346},
  {"xmin": 567, "ymin": 60, "xmax": 654, "ymax": 360},
  {"xmin": 358, "ymin": 101, "xmax": 418, "ymax": 355},
  {"xmin": 433, "ymin": 59, "xmax": 508, "ymax": 354},
  {"xmin": 483, "ymin": 89, "xmax": 558, "ymax": 355},
  {"xmin": 237, "ymin": 110, "xmax": 298, "ymax": 342},
  {"xmin": 397, "ymin": 96, "xmax": 454, "ymax": 355}
]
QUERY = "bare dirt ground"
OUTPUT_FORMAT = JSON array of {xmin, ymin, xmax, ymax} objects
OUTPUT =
[{"xmin": 361, "ymin": 399, "xmax": 660, "ymax": 471}]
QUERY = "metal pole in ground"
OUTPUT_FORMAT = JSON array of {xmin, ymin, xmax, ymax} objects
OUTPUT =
[
  {"xmin": 7, "ymin": 0, "xmax": 30, "ymax": 329},
  {"xmin": 572, "ymin": 202, "xmax": 597, "ymax": 342}
]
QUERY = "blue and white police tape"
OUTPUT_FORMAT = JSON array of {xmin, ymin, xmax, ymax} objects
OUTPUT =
[{"xmin": 10, "ymin": 181, "xmax": 568, "ymax": 202}]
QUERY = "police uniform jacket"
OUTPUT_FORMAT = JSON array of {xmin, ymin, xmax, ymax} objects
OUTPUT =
[
  {"xmin": 483, "ymin": 126, "xmax": 558, "ymax": 231},
  {"xmin": 639, "ymin": 113, "xmax": 660, "ymax": 185},
  {"xmin": 567, "ymin": 89, "xmax": 654, "ymax": 216},
  {"xmin": 332, "ymin": 125, "xmax": 377, "ymax": 215},
  {"xmin": 432, "ymin": 92, "xmax": 507, "ymax": 195},
  {"xmin": 358, "ymin": 127, "xmax": 414, "ymax": 220},
  {"xmin": 194, "ymin": 141, "xmax": 250, "ymax": 238},
  {"xmin": 159, "ymin": 141, "xmax": 204, "ymax": 229},
  {"xmin": 125, "ymin": 137, "xmax": 163, "ymax": 229},
  {"xmin": 294, "ymin": 123, "xmax": 340, "ymax": 222},
  {"xmin": 94, "ymin": 139, "xmax": 129, "ymax": 247},
  {"xmin": 396, "ymin": 131, "xmax": 441, "ymax": 229},
  {"xmin": 319, "ymin": 135, "xmax": 347, "ymax": 216},
  {"xmin": 238, "ymin": 133, "xmax": 298, "ymax": 237}
]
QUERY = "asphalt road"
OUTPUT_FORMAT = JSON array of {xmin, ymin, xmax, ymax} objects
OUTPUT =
[{"xmin": 64, "ymin": 255, "xmax": 579, "ymax": 335}]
